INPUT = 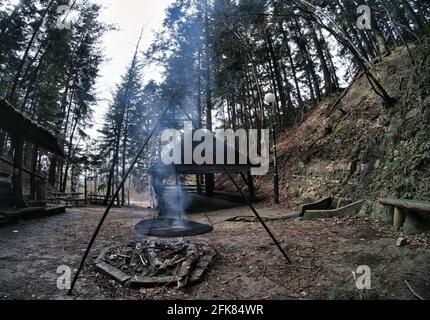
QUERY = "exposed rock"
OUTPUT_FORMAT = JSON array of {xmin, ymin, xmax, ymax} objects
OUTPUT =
[
  {"xmin": 405, "ymin": 108, "xmax": 421, "ymax": 120},
  {"xmin": 300, "ymin": 197, "xmax": 332, "ymax": 217},
  {"xmin": 303, "ymin": 200, "xmax": 364, "ymax": 220},
  {"xmin": 370, "ymin": 202, "xmax": 394, "ymax": 224},
  {"xmin": 374, "ymin": 160, "xmax": 381, "ymax": 169},
  {"xmin": 396, "ymin": 238, "xmax": 407, "ymax": 247}
]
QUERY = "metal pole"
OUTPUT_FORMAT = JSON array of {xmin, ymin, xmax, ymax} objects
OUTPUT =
[
  {"xmin": 223, "ymin": 167, "xmax": 291, "ymax": 264},
  {"xmin": 270, "ymin": 103, "xmax": 280, "ymax": 204},
  {"xmin": 67, "ymin": 106, "xmax": 169, "ymax": 296}
]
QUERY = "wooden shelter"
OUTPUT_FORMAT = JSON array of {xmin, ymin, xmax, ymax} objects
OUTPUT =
[
  {"xmin": 149, "ymin": 136, "xmax": 259, "ymax": 217},
  {"xmin": 0, "ymin": 98, "xmax": 64, "ymax": 207},
  {"xmin": 148, "ymin": 103, "xmax": 260, "ymax": 216}
]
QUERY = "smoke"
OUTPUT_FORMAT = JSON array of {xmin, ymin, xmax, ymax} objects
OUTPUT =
[
  {"xmin": 150, "ymin": 163, "xmax": 192, "ymax": 219},
  {"xmin": 162, "ymin": 184, "xmax": 193, "ymax": 218}
]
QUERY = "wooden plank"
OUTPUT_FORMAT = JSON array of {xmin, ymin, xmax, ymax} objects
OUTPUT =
[
  {"xmin": 129, "ymin": 275, "xmax": 178, "ymax": 288},
  {"xmin": 95, "ymin": 262, "xmax": 131, "ymax": 285},
  {"xmin": 379, "ymin": 198, "xmax": 430, "ymax": 213}
]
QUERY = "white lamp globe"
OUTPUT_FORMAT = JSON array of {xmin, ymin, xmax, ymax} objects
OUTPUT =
[{"xmin": 264, "ymin": 93, "xmax": 276, "ymax": 105}]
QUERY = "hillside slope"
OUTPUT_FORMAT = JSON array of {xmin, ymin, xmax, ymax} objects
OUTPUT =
[{"xmin": 220, "ymin": 42, "xmax": 430, "ymax": 210}]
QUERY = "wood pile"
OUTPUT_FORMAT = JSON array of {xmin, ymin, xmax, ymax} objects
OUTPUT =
[{"xmin": 95, "ymin": 240, "xmax": 216, "ymax": 288}]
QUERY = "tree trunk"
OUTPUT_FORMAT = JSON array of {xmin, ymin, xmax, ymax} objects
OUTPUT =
[
  {"xmin": 335, "ymin": 0, "xmax": 372, "ymax": 61},
  {"xmin": 402, "ymin": 0, "xmax": 428, "ymax": 32},
  {"xmin": 8, "ymin": 0, "xmax": 56, "ymax": 103},
  {"xmin": 61, "ymin": 108, "xmax": 82, "ymax": 193},
  {"xmin": 273, "ymin": 0, "xmax": 303, "ymax": 111},
  {"xmin": 104, "ymin": 140, "xmax": 120, "ymax": 205},
  {"xmin": 204, "ymin": 4, "xmax": 214, "ymax": 196},
  {"xmin": 294, "ymin": 18, "xmax": 321, "ymax": 103},
  {"xmin": 309, "ymin": 22, "xmax": 335, "ymax": 96},
  {"xmin": 266, "ymin": 30, "xmax": 288, "ymax": 127},
  {"xmin": 196, "ymin": 49, "xmax": 203, "ymax": 195},
  {"xmin": 48, "ymin": 155, "xmax": 57, "ymax": 187},
  {"xmin": 264, "ymin": 53, "xmax": 282, "ymax": 128}
]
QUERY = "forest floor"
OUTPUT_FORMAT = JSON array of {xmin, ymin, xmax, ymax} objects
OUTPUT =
[{"xmin": 0, "ymin": 196, "xmax": 429, "ymax": 300}]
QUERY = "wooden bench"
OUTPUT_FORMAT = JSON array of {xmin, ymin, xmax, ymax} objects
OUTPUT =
[{"xmin": 379, "ymin": 198, "xmax": 430, "ymax": 234}]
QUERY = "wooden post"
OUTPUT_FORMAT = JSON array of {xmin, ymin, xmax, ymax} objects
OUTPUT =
[
  {"xmin": 240, "ymin": 172, "xmax": 256, "ymax": 202},
  {"xmin": 0, "ymin": 129, "xmax": 5, "ymax": 155},
  {"xmin": 30, "ymin": 146, "xmax": 39, "ymax": 199},
  {"xmin": 94, "ymin": 173, "xmax": 98, "ymax": 195},
  {"xmin": 196, "ymin": 174, "xmax": 202, "ymax": 195},
  {"xmin": 128, "ymin": 176, "xmax": 131, "ymax": 206},
  {"xmin": 205, "ymin": 174, "xmax": 214, "ymax": 196},
  {"xmin": 11, "ymin": 135, "xmax": 25, "ymax": 207},
  {"xmin": 84, "ymin": 169, "xmax": 88, "ymax": 206},
  {"xmin": 248, "ymin": 172, "xmax": 256, "ymax": 203},
  {"xmin": 394, "ymin": 207, "xmax": 406, "ymax": 229}
]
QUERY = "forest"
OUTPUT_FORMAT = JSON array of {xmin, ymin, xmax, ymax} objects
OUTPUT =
[
  {"xmin": 0, "ymin": 0, "xmax": 428, "ymax": 202},
  {"xmin": 0, "ymin": 0, "xmax": 430, "ymax": 302}
]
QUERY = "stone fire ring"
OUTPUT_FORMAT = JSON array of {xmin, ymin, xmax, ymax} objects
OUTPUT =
[{"xmin": 94, "ymin": 245, "xmax": 217, "ymax": 288}]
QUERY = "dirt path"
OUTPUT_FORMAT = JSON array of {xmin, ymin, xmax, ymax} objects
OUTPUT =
[{"xmin": 0, "ymin": 203, "xmax": 429, "ymax": 300}]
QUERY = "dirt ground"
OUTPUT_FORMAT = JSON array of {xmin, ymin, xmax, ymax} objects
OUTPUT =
[{"xmin": 0, "ymin": 198, "xmax": 429, "ymax": 300}]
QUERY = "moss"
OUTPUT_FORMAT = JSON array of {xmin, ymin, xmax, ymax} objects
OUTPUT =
[{"xmin": 365, "ymin": 41, "xmax": 430, "ymax": 201}]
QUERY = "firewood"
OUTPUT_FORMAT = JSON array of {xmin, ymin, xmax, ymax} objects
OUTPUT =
[
  {"xmin": 177, "ymin": 256, "xmax": 199, "ymax": 288},
  {"xmin": 138, "ymin": 253, "xmax": 148, "ymax": 266},
  {"xmin": 159, "ymin": 254, "xmax": 187, "ymax": 270},
  {"xmin": 177, "ymin": 244, "xmax": 200, "ymax": 288},
  {"xmin": 147, "ymin": 245, "xmax": 164, "ymax": 269}
]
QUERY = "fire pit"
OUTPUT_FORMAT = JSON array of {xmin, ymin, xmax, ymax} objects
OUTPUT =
[
  {"xmin": 134, "ymin": 218, "xmax": 213, "ymax": 238},
  {"xmin": 95, "ymin": 240, "xmax": 216, "ymax": 288}
]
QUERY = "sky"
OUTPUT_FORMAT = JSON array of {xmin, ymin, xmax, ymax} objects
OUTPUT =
[{"xmin": 89, "ymin": 0, "xmax": 174, "ymax": 137}]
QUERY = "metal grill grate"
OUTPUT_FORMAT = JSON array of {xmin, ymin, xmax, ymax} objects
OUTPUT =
[{"xmin": 134, "ymin": 218, "xmax": 213, "ymax": 238}]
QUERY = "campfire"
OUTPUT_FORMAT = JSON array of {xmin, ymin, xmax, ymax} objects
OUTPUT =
[{"xmin": 95, "ymin": 240, "xmax": 216, "ymax": 288}]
